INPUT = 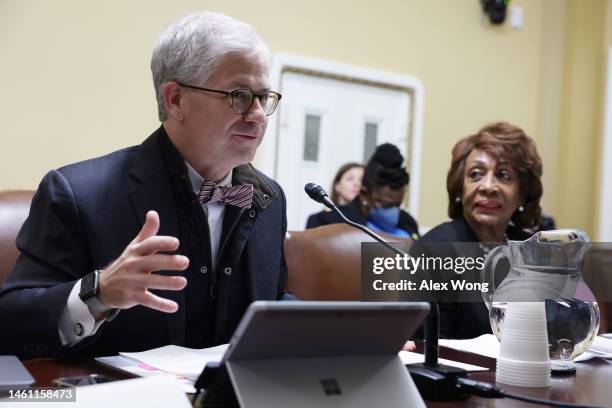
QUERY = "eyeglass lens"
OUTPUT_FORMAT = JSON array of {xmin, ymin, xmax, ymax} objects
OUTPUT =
[{"xmin": 231, "ymin": 89, "xmax": 278, "ymax": 115}]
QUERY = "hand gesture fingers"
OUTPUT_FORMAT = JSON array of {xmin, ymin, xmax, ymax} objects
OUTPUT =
[
  {"xmin": 97, "ymin": 211, "xmax": 190, "ymax": 313},
  {"xmin": 143, "ymin": 274, "xmax": 187, "ymax": 291},
  {"xmin": 133, "ymin": 291, "xmax": 180, "ymax": 313},
  {"xmin": 132, "ymin": 235, "xmax": 180, "ymax": 256},
  {"xmin": 122, "ymin": 253, "xmax": 189, "ymax": 273},
  {"xmin": 133, "ymin": 210, "xmax": 160, "ymax": 244}
]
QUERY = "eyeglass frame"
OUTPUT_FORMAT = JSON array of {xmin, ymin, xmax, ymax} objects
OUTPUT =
[{"xmin": 176, "ymin": 82, "xmax": 282, "ymax": 116}]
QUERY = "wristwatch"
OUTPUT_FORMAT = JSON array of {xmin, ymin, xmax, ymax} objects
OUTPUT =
[
  {"xmin": 79, "ymin": 270, "xmax": 100, "ymax": 302},
  {"xmin": 79, "ymin": 270, "xmax": 109, "ymax": 313}
]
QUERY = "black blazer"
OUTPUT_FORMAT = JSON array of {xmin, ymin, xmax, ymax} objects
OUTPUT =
[
  {"xmin": 0, "ymin": 127, "xmax": 290, "ymax": 358},
  {"xmin": 305, "ymin": 197, "xmax": 420, "ymax": 240},
  {"xmin": 419, "ymin": 217, "xmax": 531, "ymax": 339}
]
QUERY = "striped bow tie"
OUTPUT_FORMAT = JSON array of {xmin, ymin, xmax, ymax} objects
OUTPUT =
[{"xmin": 198, "ymin": 181, "xmax": 254, "ymax": 209}]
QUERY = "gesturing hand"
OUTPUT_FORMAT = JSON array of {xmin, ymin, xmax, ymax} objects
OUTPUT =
[{"xmin": 97, "ymin": 210, "xmax": 188, "ymax": 313}]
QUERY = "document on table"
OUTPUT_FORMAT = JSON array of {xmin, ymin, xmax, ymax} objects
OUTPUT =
[
  {"xmin": 576, "ymin": 335, "xmax": 612, "ymax": 361},
  {"xmin": 3, "ymin": 377, "xmax": 192, "ymax": 408},
  {"xmin": 95, "ymin": 355, "xmax": 198, "ymax": 394},
  {"xmin": 95, "ymin": 344, "xmax": 227, "ymax": 393},
  {"xmin": 399, "ymin": 351, "xmax": 488, "ymax": 372},
  {"xmin": 438, "ymin": 334, "xmax": 612, "ymax": 362},
  {"xmin": 119, "ymin": 344, "xmax": 228, "ymax": 381},
  {"xmin": 439, "ymin": 334, "xmax": 500, "ymax": 359}
]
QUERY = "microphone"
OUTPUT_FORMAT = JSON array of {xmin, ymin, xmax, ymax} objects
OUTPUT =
[
  {"xmin": 304, "ymin": 183, "xmax": 405, "ymax": 257},
  {"xmin": 304, "ymin": 183, "xmax": 334, "ymax": 208},
  {"xmin": 304, "ymin": 182, "xmax": 468, "ymax": 401}
]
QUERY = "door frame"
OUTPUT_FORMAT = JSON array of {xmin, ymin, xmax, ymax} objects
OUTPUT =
[
  {"xmin": 598, "ymin": 48, "xmax": 612, "ymax": 240},
  {"xmin": 258, "ymin": 53, "xmax": 425, "ymax": 219}
]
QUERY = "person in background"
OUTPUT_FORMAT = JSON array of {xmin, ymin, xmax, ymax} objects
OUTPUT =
[
  {"xmin": 305, "ymin": 162, "xmax": 364, "ymax": 228},
  {"xmin": 306, "ymin": 143, "xmax": 419, "ymax": 240},
  {"xmin": 331, "ymin": 162, "xmax": 364, "ymax": 206},
  {"xmin": 419, "ymin": 122, "xmax": 542, "ymax": 339}
]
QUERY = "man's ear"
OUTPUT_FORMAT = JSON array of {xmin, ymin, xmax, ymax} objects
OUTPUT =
[{"xmin": 162, "ymin": 82, "xmax": 185, "ymax": 121}]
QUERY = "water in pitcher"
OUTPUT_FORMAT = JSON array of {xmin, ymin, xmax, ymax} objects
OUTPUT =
[{"xmin": 490, "ymin": 300, "xmax": 600, "ymax": 371}]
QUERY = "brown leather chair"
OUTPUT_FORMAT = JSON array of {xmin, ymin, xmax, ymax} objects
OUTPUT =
[
  {"xmin": 284, "ymin": 223, "xmax": 412, "ymax": 301},
  {"xmin": 0, "ymin": 190, "xmax": 34, "ymax": 287}
]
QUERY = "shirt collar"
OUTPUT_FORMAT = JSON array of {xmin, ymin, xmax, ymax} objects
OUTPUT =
[{"xmin": 185, "ymin": 161, "xmax": 233, "ymax": 194}]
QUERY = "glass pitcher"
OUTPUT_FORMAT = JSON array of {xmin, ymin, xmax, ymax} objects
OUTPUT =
[{"xmin": 481, "ymin": 229, "xmax": 600, "ymax": 373}]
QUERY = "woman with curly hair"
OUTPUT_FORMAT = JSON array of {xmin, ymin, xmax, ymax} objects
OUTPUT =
[{"xmin": 420, "ymin": 121, "xmax": 543, "ymax": 338}]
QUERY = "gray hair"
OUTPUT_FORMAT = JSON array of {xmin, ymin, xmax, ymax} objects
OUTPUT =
[{"xmin": 151, "ymin": 12, "xmax": 270, "ymax": 121}]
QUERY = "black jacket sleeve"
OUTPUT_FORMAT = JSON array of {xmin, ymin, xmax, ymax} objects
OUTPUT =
[{"xmin": 0, "ymin": 170, "xmax": 93, "ymax": 358}]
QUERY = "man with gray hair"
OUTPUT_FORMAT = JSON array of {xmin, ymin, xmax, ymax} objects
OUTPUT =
[{"xmin": 0, "ymin": 11, "xmax": 289, "ymax": 358}]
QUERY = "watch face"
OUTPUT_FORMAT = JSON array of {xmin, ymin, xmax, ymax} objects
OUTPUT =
[{"xmin": 79, "ymin": 272, "xmax": 97, "ymax": 301}]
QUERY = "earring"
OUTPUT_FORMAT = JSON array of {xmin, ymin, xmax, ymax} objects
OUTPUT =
[
  {"xmin": 455, "ymin": 197, "xmax": 461, "ymax": 204},
  {"xmin": 518, "ymin": 205, "xmax": 524, "ymax": 212}
]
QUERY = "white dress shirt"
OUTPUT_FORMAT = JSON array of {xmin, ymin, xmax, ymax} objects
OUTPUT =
[
  {"xmin": 57, "ymin": 163, "xmax": 231, "ymax": 346},
  {"xmin": 185, "ymin": 162, "xmax": 231, "ymax": 270}
]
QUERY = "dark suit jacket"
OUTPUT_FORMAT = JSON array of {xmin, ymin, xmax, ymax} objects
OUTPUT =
[
  {"xmin": 305, "ymin": 197, "xmax": 420, "ymax": 240},
  {"xmin": 0, "ymin": 127, "xmax": 290, "ymax": 358},
  {"xmin": 419, "ymin": 217, "xmax": 531, "ymax": 339}
]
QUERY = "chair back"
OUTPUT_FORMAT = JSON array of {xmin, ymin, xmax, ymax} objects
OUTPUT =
[
  {"xmin": 0, "ymin": 190, "xmax": 34, "ymax": 286},
  {"xmin": 284, "ymin": 223, "xmax": 412, "ymax": 300}
]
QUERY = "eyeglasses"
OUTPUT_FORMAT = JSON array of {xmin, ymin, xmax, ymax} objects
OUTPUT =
[{"xmin": 177, "ymin": 83, "xmax": 282, "ymax": 116}]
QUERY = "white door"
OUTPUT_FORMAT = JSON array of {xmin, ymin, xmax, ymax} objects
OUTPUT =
[{"xmin": 276, "ymin": 71, "xmax": 411, "ymax": 230}]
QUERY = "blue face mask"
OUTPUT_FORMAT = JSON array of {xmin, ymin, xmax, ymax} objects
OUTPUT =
[{"xmin": 368, "ymin": 207, "xmax": 400, "ymax": 232}]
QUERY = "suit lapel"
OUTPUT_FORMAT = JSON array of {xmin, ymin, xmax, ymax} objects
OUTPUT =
[{"xmin": 127, "ymin": 127, "xmax": 185, "ymax": 345}]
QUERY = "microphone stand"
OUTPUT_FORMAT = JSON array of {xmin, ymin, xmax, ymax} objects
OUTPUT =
[
  {"xmin": 306, "ymin": 184, "xmax": 468, "ymax": 401},
  {"xmin": 328, "ymin": 201, "xmax": 407, "ymax": 258}
]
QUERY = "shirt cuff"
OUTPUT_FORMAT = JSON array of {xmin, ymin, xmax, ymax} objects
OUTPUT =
[{"xmin": 58, "ymin": 279, "xmax": 108, "ymax": 346}]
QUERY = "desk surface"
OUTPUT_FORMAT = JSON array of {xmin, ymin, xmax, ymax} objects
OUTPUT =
[
  {"xmin": 23, "ymin": 345, "xmax": 612, "ymax": 407},
  {"xmin": 422, "ymin": 344, "xmax": 612, "ymax": 408}
]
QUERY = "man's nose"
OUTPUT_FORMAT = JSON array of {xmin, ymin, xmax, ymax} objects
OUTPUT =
[{"xmin": 243, "ymin": 97, "xmax": 267, "ymax": 124}]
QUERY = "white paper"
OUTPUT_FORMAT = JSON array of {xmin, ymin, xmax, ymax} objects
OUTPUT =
[
  {"xmin": 0, "ymin": 377, "xmax": 190, "ymax": 408},
  {"xmin": 398, "ymin": 351, "xmax": 488, "ymax": 372},
  {"xmin": 119, "ymin": 344, "xmax": 227, "ymax": 381},
  {"xmin": 95, "ymin": 356, "xmax": 196, "ymax": 393},
  {"xmin": 575, "ymin": 336, "xmax": 612, "ymax": 361},
  {"xmin": 439, "ymin": 334, "xmax": 500, "ymax": 359},
  {"xmin": 438, "ymin": 334, "xmax": 612, "ymax": 363},
  {"xmin": 589, "ymin": 335, "xmax": 612, "ymax": 355},
  {"xmin": 574, "ymin": 351, "xmax": 605, "ymax": 362}
]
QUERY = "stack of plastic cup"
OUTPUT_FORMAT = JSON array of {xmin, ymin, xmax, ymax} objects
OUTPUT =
[{"xmin": 496, "ymin": 302, "xmax": 551, "ymax": 387}]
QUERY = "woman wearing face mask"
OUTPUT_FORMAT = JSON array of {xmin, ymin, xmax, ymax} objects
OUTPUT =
[
  {"xmin": 419, "ymin": 122, "xmax": 543, "ymax": 339},
  {"xmin": 306, "ymin": 144, "xmax": 420, "ymax": 240}
]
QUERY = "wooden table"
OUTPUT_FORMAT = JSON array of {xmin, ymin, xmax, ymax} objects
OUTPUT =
[
  {"xmin": 420, "ymin": 344, "xmax": 612, "ymax": 407},
  {"xmin": 22, "ymin": 346, "xmax": 612, "ymax": 407},
  {"xmin": 22, "ymin": 357, "xmax": 135, "ymax": 387}
]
